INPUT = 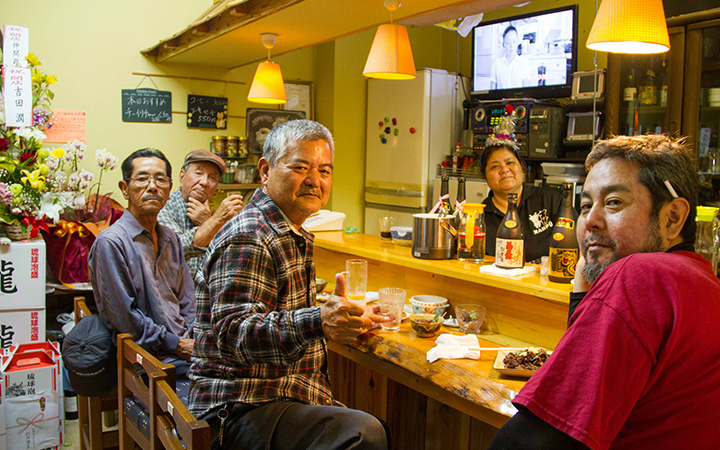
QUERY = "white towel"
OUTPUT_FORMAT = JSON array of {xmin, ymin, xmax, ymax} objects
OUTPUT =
[
  {"xmin": 426, "ymin": 334, "xmax": 481, "ymax": 363},
  {"xmin": 480, "ymin": 263, "xmax": 536, "ymax": 278}
]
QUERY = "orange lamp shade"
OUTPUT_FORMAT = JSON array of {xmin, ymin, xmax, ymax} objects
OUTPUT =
[
  {"xmin": 247, "ymin": 61, "xmax": 287, "ymax": 104},
  {"xmin": 586, "ymin": 0, "xmax": 670, "ymax": 54},
  {"xmin": 363, "ymin": 23, "xmax": 416, "ymax": 80}
]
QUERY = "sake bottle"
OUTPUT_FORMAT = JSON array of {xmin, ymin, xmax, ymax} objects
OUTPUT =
[
  {"xmin": 454, "ymin": 176, "xmax": 467, "ymax": 226},
  {"xmin": 548, "ymin": 183, "xmax": 579, "ymax": 283},
  {"xmin": 496, "ymin": 192, "xmax": 525, "ymax": 269}
]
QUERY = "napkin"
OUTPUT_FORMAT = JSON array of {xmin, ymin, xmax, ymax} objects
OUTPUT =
[
  {"xmin": 480, "ymin": 263, "xmax": 536, "ymax": 278},
  {"xmin": 426, "ymin": 334, "xmax": 481, "ymax": 363}
]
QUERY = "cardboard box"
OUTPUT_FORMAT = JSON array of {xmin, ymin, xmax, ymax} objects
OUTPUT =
[
  {"xmin": 0, "ymin": 309, "xmax": 46, "ymax": 350},
  {"xmin": 0, "ymin": 240, "xmax": 46, "ymax": 311},
  {"xmin": 1, "ymin": 342, "xmax": 63, "ymax": 450}
]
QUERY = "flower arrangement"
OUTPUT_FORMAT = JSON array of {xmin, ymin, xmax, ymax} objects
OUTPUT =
[{"xmin": 1, "ymin": 53, "xmax": 117, "ymax": 239}]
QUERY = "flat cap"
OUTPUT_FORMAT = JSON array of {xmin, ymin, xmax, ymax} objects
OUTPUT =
[{"xmin": 183, "ymin": 149, "xmax": 226, "ymax": 175}]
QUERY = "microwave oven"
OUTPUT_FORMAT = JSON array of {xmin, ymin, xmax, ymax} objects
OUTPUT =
[
  {"xmin": 565, "ymin": 111, "xmax": 603, "ymax": 144},
  {"xmin": 571, "ymin": 69, "xmax": 605, "ymax": 101}
]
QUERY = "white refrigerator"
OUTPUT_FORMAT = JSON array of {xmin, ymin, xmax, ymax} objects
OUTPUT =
[{"xmin": 364, "ymin": 68, "xmax": 474, "ymax": 235}]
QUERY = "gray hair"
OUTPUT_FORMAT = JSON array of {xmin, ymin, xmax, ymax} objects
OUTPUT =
[
  {"xmin": 262, "ymin": 119, "xmax": 335, "ymax": 166},
  {"xmin": 586, "ymin": 134, "xmax": 700, "ymax": 244}
]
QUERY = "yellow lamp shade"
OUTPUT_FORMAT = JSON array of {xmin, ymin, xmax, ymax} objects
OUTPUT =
[
  {"xmin": 247, "ymin": 61, "xmax": 287, "ymax": 104},
  {"xmin": 586, "ymin": 0, "xmax": 670, "ymax": 54},
  {"xmin": 363, "ymin": 23, "xmax": 416, "ymax": 80}
]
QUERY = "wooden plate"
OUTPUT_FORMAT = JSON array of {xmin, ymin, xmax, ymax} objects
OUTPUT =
[{"xmin": 493, "ymin": 349, "xmax": 552, "ymax": 378}]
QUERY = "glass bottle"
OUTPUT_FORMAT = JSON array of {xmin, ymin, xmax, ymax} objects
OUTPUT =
[
  {"xmin": 623, "ymin": 68, "xmax": 637, "ymax": 135},
  {"xmin": 659, "ymin": 55, "xmax": 668, "ymax": 107},
  {"xmin": 548, "ymin": 183, "xmax": 580, "ymax": 283},
  {"xmin": 439, "ymin": 174, "xmax": 453, "ymax": 216},
  {"xmin": 696, "ymin": 206, "xmax": 719, "ymax": 266},
  {"xmin": 639, "ymin": 69, "xmax": 657, "ymax": 106},
  {"xmin": 496, "ymin": 192, "xmax": 525, "ymax": 269},
  {"xmin": 455, "ymin": 176, "xmax": 467, "ymax": 221}
]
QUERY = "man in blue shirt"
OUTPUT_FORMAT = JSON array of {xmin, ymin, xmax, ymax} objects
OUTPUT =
[{"xmin": 89, "ymin": 148, "xmax": 195, "ymax": 376}]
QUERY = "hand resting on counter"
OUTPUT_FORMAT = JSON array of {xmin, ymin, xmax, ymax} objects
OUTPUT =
[{"xmin": 320, "ymin": 272, "xmax": 388, "ymax": 345}]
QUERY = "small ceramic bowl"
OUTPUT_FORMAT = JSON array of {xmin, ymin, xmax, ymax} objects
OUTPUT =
[
  {"xmin": 410, "ymin": 295, "xmax": 448, "ymax": 315},
  {"xmin": 315, "ymin": 278, "xmax": 329, "ymax": 294},
  {"xmin": 390, "ymin": 226, "xmax": 413, "ymax": 247},
  {"xmin": 409, "ymin": 314, "xmax": 443, "ymax": 338}
]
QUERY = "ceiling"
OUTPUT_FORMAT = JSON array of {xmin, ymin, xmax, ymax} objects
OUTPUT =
[{"xmin": 141, "ymin": 0, "xmax": 527, "ymax": 69}]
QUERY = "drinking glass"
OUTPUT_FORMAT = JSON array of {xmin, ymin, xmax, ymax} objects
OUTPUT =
[
  {"xmin": 378, "ymin": 287, "xmax": 406, "ymax": 332},
  {"xmin": 379, "ymin": 217, "xmax": 395, "ymax": 240},
  {"xmin": 345, "ymin": 259, "xmax": 368, "ymax": 306}
]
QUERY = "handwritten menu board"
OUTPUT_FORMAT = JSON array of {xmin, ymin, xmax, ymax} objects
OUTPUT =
[
  {"xmin": 121, "ymin": 89, "xmax": 172, "ymax": 123},
  {"xmin": 246, "ymin": 108, "xmax": 306, "ymax": 154},
  {"xmin": 44, "ymin": 110, "xmax": 86, "ymax": 143},
  {"xmin": 187, "ymin": 94, "xmax": 228, "ymax": 129}
]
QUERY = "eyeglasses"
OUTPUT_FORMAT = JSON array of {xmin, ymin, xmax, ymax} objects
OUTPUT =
[{"xmin": 127, "ymin": 174, "xmax": 170, "ymax": 188}]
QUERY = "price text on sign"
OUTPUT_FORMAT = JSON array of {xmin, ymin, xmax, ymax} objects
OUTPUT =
[
  {"xmin": 121, "ymin": 89, "xmax": 172, "ymax": 123},
  {"xmin": 187, "ymin": 94, "xmax": 228, "ymax": 129}
]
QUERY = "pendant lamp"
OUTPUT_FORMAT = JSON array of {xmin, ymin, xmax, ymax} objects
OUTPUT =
[
  {"xmin": 586, "ymin": 0, "xmax": 670, "ymax": 54},
  {"xmin": 363, "ymin": 0, "xmax": 416, "ymax": 80},
  {"xmin": 248, "ymin": 33, "xmax": 287, "ymax": 104}
]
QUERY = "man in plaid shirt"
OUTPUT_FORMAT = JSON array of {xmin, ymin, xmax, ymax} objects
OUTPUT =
[
  {"xmin": 158, "ymin": 149, "xmax": 244, "ymax": 278},
  {"xmin": 189, "ymin": 120, "xmax": 389, "ymax": 449}
]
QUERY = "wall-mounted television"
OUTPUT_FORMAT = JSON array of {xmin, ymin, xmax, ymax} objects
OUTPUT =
[{"xmin": 471, "ymin": 5, "xmax": 578, "ymax": 100}]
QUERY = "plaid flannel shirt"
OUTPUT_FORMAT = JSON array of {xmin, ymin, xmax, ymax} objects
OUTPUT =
[
  {"xmin": 188, "ymin": 189, "xmax": 330, "ymax": 418},
  {"xmin": 157, "ymin": 190, "xmax": 206, "ymax": 278}
]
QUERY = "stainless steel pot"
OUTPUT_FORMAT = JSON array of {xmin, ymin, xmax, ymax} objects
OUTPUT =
[{"xmin": 412, "ymin": 213, "xmax": 455, "ymax": 260}]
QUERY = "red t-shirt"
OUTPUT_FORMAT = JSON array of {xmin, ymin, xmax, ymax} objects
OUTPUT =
[{"xmin": 514, "ymin": 251, "xmax": 720, "ymax": 449}]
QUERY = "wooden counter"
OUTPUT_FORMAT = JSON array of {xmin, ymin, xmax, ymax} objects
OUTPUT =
[
  {"xmin": 313, "ymin": 231, "xmax": 572, "ymax": 349},
  {"xmin": 313, "ymin": 232, "xmax": 574, "ymax": 449}
]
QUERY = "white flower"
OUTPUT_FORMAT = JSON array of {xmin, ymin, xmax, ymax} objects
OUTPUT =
[
  {"xmin": 39, "ymin": 192, "xmax": 63, "ymax": 223},
  {"xmin": 14, "ymin": 127, "xmax": 47, "ymax": 141},
  {"xmin": 95, "ymin": 148, "xmax": 118, "ymax": 170},
  {"xmin": 79, "ymin": 169, "xmax": 94, "ymax": 182}
]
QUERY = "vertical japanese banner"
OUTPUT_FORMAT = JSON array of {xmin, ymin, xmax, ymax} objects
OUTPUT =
[
  {"xmin": 3, "ymin": 67, "xmax": 32, "ymax": 127},
  {"xmin": 2, "ymin": 25, "xmax": 29, "ymax": 68}
]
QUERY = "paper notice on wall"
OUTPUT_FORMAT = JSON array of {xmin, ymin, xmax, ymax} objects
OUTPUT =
[
  {"xmin": 2, "ymin": 25, "xmax": 29, "ymax": 68},
  {"xmin": 2, "ymin": 67, "xmax": 32, "ymax": 127},
  {"xmin": 44, "ymin": 110, "xmax": 86, "ymax": 143}
]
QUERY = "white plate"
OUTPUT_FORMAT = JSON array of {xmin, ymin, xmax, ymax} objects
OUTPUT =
[
  {"xmin": 493, "ymin": 349, "xmax": 552, "ymax": 378},
  {"xmin": 443, "ymin": 317, "xmax": 459, "ymax": 328},
  {"xmin": 402, "ymin": 311, "xmax": 410, "ymax": 321},
  {"xmin": 316, "ymin": 292, "xmax": 331, "ymax": 303}
]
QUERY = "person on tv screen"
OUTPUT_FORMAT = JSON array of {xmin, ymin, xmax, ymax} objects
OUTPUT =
[{"xmin": 490, "ymin": 25, "xmax": 528, "ymax": 90}]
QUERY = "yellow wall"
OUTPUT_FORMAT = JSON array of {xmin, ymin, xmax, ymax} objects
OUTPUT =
[
  {"xmin": 3, "ymin": 0, "xmax": 599, "ymax": 231},
  {"xmin": 2, "ymin": 0, "xmax": 317, "ymax": 203}
]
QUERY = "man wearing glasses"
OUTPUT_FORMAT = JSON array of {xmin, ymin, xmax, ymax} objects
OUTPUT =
[{"xmin": 89, "ymin": 148, "xmax": 195, "ymax": 376}]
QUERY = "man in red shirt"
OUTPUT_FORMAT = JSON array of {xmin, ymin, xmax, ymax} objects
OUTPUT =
[{"xmin": 489, "ymin": 134, "xmax": 720, "ymax": 450}]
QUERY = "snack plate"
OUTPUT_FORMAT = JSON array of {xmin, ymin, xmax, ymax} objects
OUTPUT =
[
  {"xmin": 443, "ymin": 317, "xmax": 459, "ymax": 328},
  {"xmin": 493, "ymin": 349, "xmax": 552, "ymax": 378}
]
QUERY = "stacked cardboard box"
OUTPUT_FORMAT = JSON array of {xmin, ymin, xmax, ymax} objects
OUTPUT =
[{"xmin": 0, "ymin": 239, "xmax": 46, "ymax": 350}]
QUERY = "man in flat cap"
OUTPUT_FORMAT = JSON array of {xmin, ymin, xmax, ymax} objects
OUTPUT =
[{"xmin": 158, "ymin": 149, "xmax": 244, "ymax": 278}]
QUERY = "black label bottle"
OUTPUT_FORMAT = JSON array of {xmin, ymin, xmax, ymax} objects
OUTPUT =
[
  {"xmin": 548, "ymin": 183, "xmax": 579, "ymax": 283},
  {"xmin": 454, "ymin": 176, "xmax": 467, "ymax": 228},
  {"xmin": 496, "ymin": 192, "xmax": 525, "ymax": 269}
]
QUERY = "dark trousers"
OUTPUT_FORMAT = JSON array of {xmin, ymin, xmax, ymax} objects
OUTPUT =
[{"xmin": 201, "ymin": 401, "xmax": 389, "ymax": 450}]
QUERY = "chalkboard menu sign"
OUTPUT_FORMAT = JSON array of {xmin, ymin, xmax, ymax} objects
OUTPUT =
[
  {"xmin": 246, "ymin": 108, "xmax": 306, "ymax": 154},
  {"xmin": 187, "ymin": 94, "xmax": 228, "ymax": 129},
  {"xmin": 121, "ymin": 89, "xmax": 172, "ymax": 123}
]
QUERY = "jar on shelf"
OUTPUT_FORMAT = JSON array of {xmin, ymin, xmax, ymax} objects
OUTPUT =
[
  {"xmin": 211, "ymin": 135, "xmax": 227, "ymax": 156},
  {"xmin": 238, "ymin": 136, "xmax": 247, "ymax": 156},
  {"xmin": 226, "ymin": 136, "xmax": 239, "ymax": 157}
]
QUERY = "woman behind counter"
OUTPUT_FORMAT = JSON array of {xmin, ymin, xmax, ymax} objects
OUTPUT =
[{"xmin": 480, "ymin": 108, "xmax": 564, "ymax": 263}]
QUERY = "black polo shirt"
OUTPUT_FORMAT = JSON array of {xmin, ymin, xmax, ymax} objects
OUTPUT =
[{"xmin": 483, "ymin": 183, "xmax": 564, "ymax": 263}]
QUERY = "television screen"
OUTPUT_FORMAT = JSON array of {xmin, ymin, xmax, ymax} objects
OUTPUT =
[{"xmin": 471, "ymin": 5, "xmax": 577, "ymax": 100}]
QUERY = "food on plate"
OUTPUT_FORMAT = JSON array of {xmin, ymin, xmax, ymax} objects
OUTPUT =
[{"xmin": 503, "ymin": 348, "xmax": 549, "ymax": 371}]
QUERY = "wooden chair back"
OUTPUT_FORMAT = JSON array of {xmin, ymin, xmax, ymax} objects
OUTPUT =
[
  {"xmin": 151, "ymin": 377, "xmax": 211, "ymax": 450},
  {"xmin": 117, "ymin": 333, "xmax": 175, "ymax": 450},
  {"xmin": 73, "ymin": 296, "xmax": 119, "ymax": 450}
]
